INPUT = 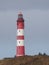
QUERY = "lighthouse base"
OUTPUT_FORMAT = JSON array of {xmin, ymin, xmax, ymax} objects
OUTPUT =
[{"xmin": 16, "ymin": 46, "xmax": 25, "ymax": 56}]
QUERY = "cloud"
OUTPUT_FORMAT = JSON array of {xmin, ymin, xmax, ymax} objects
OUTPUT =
[{"xmin": 0, "ymin": 0, "xmax": 49, "ymax": 11}]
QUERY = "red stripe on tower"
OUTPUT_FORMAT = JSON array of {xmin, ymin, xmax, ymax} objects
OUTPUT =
[
  {"xmin": 16, "ymin": 12, "xmax": 25, "ymax": 56},
  {"xmin": 17, "ymin": 36, "xmax": 24, "ymax": 40}
]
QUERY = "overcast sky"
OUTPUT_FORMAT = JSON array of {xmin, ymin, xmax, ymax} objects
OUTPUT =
[{"xmin": 0, "ymin": 0, "xmax": 49, "ymax": 59}]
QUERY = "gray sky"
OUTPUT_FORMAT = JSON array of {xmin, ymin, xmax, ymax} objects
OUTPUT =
[
  {"xmin": 0, "ymin": 0, "xmax": 49, "ymax": 59},
  {"xmin": 0, "ymin": 0, "xmax": 49, "ymax": 10}
]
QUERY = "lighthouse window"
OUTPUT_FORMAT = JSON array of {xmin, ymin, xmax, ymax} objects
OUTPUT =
[
  {"xmin": 18, "ymin": 15, "xmax": 23, "ymax": 18},
  {"xmin": 19, "ymin": 41, "xmax": 20, "ymax": 43},
  {"xmin": 19, "ymin": 30, "xmax": 20, "ymax": 32}
]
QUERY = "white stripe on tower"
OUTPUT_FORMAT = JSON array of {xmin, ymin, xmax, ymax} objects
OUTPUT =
[
  {"xmin": 17, "ymin": 29, "xmax": 24, "ymax": 36},
  {"xmin": 17, "ymin": 39, "xmax": 24, "ymax": 46}
]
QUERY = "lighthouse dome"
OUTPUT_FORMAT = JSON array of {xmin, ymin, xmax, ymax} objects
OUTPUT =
[{"xmin": 18, "ymin": 12, "xmax": 23, "ymax": 18}]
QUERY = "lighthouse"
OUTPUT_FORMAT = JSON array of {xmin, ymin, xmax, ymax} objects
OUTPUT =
[{"xmin": 16, "ymin": 12, "xmax": 25, "ymax": 56}]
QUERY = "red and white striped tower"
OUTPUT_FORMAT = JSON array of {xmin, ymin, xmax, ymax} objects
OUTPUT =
[{"xmin": 16, "ymin": 12, "xmax": 25, "ymax": 56}]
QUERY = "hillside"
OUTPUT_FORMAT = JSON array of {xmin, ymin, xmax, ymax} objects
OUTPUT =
[{"xmin": 0, "ymin": 55, "xmax": 49, "ymax": 65}]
